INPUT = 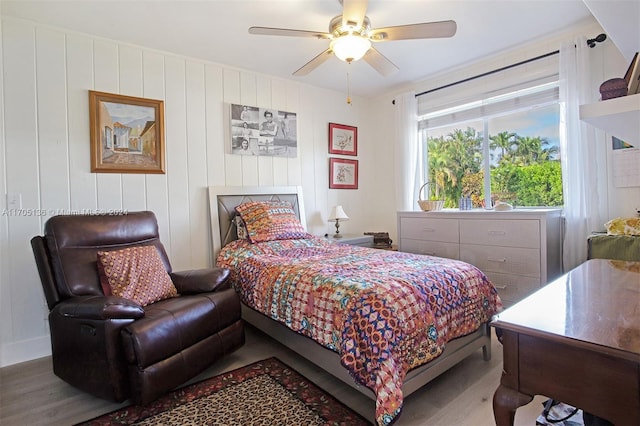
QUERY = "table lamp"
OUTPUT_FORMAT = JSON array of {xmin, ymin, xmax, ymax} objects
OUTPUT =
[{"xmin": 328, "ymin": 205, "xmax": 349, "ymax": 238}]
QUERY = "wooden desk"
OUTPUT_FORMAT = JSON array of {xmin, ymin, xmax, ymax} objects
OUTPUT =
[{"xmin": 491, "ymin": 259, "xmax": 640, "ymax": 425}]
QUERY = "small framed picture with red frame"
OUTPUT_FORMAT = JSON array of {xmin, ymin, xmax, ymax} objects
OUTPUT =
[
  {"xmin": 329, "ymin": 158, "xmax": 358, "ymax": 189},
  {"xmin": 328, "ymin": 123, "xmax": 357, "ymax": 156}
]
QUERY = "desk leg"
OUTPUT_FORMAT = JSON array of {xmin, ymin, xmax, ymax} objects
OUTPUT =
[{"xmin": 493, "ymin": 384, "xmax": 533, "ymax": 426}]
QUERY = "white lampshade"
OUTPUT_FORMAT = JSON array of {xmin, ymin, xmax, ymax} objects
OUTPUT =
[
  {"xmin": 330, "ymin": 35, "xmax": 371, "ymax": 62},
  {"xmin": 328, "ymin": 205, "xmax": 349, "ymax": 221}
]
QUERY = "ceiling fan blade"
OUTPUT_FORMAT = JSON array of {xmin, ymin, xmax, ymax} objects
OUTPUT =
[
  {"xmin": 249, "ymin": 26, "xmax": 331, "ymax": 39},
  {"xmin": 293, "ymin": 48, "xmax": 334, "ymax": 76},
  {"xmin": 369, "ymin": 20, "xmax": 457, "ymax": 41},
  {"xmin": 363, "ymin": 47, "xmax": 399, "ymax": 77},
  {"xmin": 341, "ymin": 0, "xmax": 368, "ymax": 29}
]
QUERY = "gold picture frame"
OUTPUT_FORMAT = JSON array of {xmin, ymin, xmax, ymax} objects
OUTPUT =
[{"xmin": 89, "ymin": 90, "xmax": 165, "ymax": 174}]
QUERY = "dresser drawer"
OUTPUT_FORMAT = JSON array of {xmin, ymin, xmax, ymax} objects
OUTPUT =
[
  {"xmin": 460, "ymin": 219, "xmax": 539, "ymax": 248},
  {"xmin": 401, "ymin": 239, "xmax": 460, "ymax": 259},
  {"xmin": 484, "ymin": 271, "xmax": 540, "ymax": 306},
  {"xmin": 460, "ymin": 244, "xmax": 540, "ymax": 277},
  {"xmin": 399, "ymin": 217, "xmax": 459, "ymax": 243}
]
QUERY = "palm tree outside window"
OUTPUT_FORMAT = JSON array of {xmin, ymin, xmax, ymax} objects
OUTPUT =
[{"xmin": 418, "ymin": 82, "xmax": 563, "ymax": 209}]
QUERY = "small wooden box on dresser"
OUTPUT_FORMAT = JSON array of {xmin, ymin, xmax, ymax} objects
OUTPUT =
[{"xmin": 397, "ymin": 209, "xmax": 563, "ymax": 306}]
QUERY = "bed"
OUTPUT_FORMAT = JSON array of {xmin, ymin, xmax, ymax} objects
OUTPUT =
[{"xmin": 208, "ymin": 185, "xmax": 502, "ymax": 426}]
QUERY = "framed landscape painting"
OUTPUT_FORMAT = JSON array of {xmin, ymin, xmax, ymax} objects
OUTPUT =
[
  {"xmin": 328, "ymin": 123, "xmax": 357, "ymax": 156},
  {"xmin": 89, "ymin": 91, "xmax": 165, "ymax": 173},
  {"xmin": 329, "ymin": 158, "xmax": 358, "ymax": 189}
]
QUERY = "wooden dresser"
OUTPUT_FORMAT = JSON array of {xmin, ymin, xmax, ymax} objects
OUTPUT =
[{"xmin": 397, "ymin": 209, "xmax": 563, "ymax": 305}]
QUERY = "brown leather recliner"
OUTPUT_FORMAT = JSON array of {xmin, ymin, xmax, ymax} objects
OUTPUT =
[{"xmin": 30, "ymin": 211, "xmax": 244, "ymax": 405}]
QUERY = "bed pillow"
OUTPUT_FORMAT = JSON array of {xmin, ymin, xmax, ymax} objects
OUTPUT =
[
  {"xmin": 235, "ymin": 200, "xmax": 309, "ymax": 243},
  {"xmin": 97, "ymin": 245, "xmax": 178, "ymax": 306},
  {"xmin": 605, "ymin": 217, "xmax": 640, "ymax": 236}
]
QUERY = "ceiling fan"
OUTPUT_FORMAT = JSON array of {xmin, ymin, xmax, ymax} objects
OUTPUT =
[{"xmin": 248, "ymin": 0, "xmax": 457, "ymax": 77}]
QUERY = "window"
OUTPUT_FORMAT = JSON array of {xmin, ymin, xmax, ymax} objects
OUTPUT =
[{"xmin": 418, "ymin": 80, "xmax": 563, "ymax": 208}]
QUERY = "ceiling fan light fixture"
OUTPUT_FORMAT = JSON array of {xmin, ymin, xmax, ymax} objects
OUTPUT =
[
  {"xmin": 330, "ymin": 35, "xmax": 371, "ymax": 62},
  {"xmin": 250, "ymin": 5, "xmax": 456, "ymax": 77}
]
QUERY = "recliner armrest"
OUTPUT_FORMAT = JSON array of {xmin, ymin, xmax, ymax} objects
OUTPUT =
[
  {"xmin": 53, "ymin": 295, "xmax": 145, "ymax": 320},
  {"xmin": 170, "ymin": 268, "xmax": 231, "ymax": 294}
]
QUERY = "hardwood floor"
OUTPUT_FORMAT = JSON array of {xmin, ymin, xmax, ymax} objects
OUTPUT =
[{"xmin": 0, "ymin": 326, "xmax": 545, "ymax": 425}]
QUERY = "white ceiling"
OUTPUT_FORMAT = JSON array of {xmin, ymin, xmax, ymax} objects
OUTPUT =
[{"xmin": 1, "ymin": 0, "xmax": 601, "ymax": 97}]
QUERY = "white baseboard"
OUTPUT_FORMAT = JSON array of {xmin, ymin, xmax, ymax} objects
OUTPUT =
[{"xmin": 1, "ymin": 334, "xmax": 51, "ymax": 367}]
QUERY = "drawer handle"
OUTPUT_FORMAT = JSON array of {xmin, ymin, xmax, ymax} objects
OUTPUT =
[
  {"xmin": 487, "ymin": 257, "xmax": 507, "ymax": 263},
  {"xmin": 422, "ymin": 228, "xmax": 435, "ymax": 232},
  {"xmin": 488, "ymin": 230, "xmax": 506, "ymax": 236},
  {"xmin": 494, "ymin": 285, "xmax": 507, "ymax": 290},
  {"xmin": 423, "ymin": 251, "xmax": 436, "ymax": 255}
]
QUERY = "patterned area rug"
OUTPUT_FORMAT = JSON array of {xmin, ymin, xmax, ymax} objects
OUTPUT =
[{"xmin": 77, "ymin": 357, "xmax": 371, "ymax": 425}]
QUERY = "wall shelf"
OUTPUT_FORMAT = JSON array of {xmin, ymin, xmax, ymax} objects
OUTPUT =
[{"xmin": 579, "ymin": 93, "xmax": 640, "ymax": 145}]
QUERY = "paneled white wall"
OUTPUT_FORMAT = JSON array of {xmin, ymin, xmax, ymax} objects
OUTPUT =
[{"xmin": 0, "ymin": 17, "xmax": 375, "ymax": 366}]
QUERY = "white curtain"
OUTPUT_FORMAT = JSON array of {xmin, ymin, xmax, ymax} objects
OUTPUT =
[
  {"xmin": 394, "ymin": 91, "xmax": 419, "ymax": 211},
  {"xmin": 559, "ymin": 37, "xmax": 608, "ymax": 271}
]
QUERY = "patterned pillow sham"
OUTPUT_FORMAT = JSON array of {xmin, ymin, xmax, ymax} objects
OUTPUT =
[
  {"xmin": 235, "ymin": 201, "xmax": 309, "ymax": 243},
  {"xmin": 97, "ymin": 245, "xmax": 178, "ymax": 306}
]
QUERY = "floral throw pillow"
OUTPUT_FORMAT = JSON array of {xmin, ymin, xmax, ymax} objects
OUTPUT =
[
  {"xmin": 605, "ymin": 217, "xmax": 640, "ymax": 236},
  {"xmin": 235, "ymin": 201, "xmax": 309, "ymax": 243},
  {"xmin": 97, "ymin": 245, "xmax": 178, "ymax": 306}
]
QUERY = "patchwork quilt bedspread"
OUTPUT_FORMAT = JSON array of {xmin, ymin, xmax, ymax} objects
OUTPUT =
[{"xmin": 217, "ymin": 237, "xmax": 502, "ymax": 425}]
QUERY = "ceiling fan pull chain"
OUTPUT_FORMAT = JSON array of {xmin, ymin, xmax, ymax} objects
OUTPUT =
[{"xmin": 346, "ymin": 63, "xmax": 352, "ymax": 105}]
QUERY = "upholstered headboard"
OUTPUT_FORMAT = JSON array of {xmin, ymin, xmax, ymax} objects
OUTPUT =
[{"xmin": 208, "ymin": 186, "xmax": 306, "ymax": 257}]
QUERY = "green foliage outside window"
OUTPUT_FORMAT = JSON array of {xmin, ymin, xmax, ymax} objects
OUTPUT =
[
  {"xmin": 426, "ymin": 127, "xmax": 564, "ymax": 208},
  {"xmin": 427, "ymin": 128, "xmax": 483, "ymax": 207}
]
